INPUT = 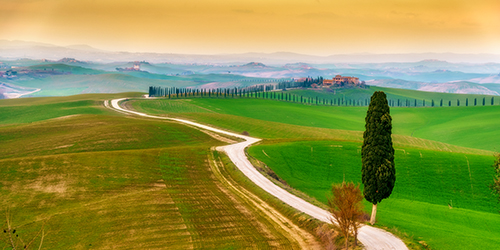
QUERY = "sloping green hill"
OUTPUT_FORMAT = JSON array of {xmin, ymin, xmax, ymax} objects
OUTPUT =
[
  {"xmin": 288, "ymin": 87, "xmax": 499, "ymax": 107},
  {"xmin": 0, "ymin": 94, "xmax": 313, "ymax": 249},
  {"xmin": 131, "ymin": 95, "xmax": 500, "ymax": 250},
  {"xmin": 248, "ymin": 140, "xmax": 499, "ymax": 250},
  {"xmin": 13, "ymin": 74, "xmax": 197, "ymax": 97},
  {"xmin": 132, "ymin": 97, "xmax": 500, "ymax": 151},
  {"xmin": 27, "ymin": 63, "xmax": 107, "ymax": 75}
]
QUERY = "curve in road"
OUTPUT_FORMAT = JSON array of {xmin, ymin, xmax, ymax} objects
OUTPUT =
[{"xmin": 107, "ymin": 98, "xmax": 408, "ymax": 250}]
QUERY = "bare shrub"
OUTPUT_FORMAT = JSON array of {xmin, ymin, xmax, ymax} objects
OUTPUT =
[
  {"xmin": 241, "ymin": 131, "xmax": 249, "ymax": 136},
  {"xmin": 328, "ymin": 182, "xmax": 364, "ymax": 249},
  {"xmin": 315, "ymin": 224, "xmax": 339, "ymax": 250},
  {"xmin": 1, "ymin": 210, "xmax": 46, "ymax": 249}
]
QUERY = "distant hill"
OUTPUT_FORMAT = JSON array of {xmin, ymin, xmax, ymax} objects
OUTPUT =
[
  {"xmin": 468, "ymin": 74, "xmax": 500, "ymax": 84},
  {"xmin": 0, "ymin": 82, "xmax": 40, "ymax": 98},
  {"xmin": 2, "ymin": 40, "xmax": 500, "ymax": 64},
  {"xmin": 368, "ymin": 79, "xmax": 500, "ymax": 95},
  {"xmin": 283, "ymin": 63, "xmax": 316, "ymax": 70},
  {"xmin": 2, "ymin": 51, "xmax": 500, "ymax": 98}
]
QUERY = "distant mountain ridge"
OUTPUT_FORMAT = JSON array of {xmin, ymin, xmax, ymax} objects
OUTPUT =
[{"xmin": 2, "ymin": 40, "xmax": 500, "ymax": 64}]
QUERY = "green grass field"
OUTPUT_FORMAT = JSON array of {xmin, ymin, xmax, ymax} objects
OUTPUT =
[
  {"xmin": 133, "ymin": 97, "xmax": 500, "ymax": 151},
  {"xmin": 288, "ymin": 87, "xmax": 499, "ymax": 107},
  {"xmin": 247, "ymin": 141, "xmax": 500, "ymax": 250},
  {"xmin": 1, "ymin": 94, "xmax": 308, "ymax": 249},
  {"xmin": 3, "ymin": 88, "xmax": 499, "ymax": 249},
  {"xmin": 131, "ymin": 94, "xmax": 500, "ymax": 250}
]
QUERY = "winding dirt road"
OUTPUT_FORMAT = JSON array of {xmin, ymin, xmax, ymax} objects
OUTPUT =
[{"xmin": 107, "ymin": 98, "xmax": 408, "ymax": 250}]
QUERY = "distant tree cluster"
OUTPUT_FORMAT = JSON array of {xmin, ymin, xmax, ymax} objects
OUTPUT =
[
  {"xmin": 276, "ymin": 76, "xmax": 323, "ymax": 90},
  {"xmin": 333, "ymin": 80, "xmax": 367, "ymax": 89}
]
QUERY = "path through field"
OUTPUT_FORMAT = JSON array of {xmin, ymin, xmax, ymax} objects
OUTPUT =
[{"xmin": 107, "ymin": 98, "xmax": 408, "ymax": 250}]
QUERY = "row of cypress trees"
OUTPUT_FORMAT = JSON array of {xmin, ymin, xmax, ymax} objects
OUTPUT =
[
  {"xmin": 149, "ymin": 86, "xmax": 373, "ymax": 107},
  {"xmin": 391, "ymin": 97, "xmax": 497, "ymax": 107},
  {"xmin": 148, "ymin": 86, "xmax": 498, "ymax": 107}
]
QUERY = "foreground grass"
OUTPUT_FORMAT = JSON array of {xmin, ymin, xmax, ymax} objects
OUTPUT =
[
  {"xmin": 2, "ymin": 147, "xmax": 298, "ymax": 248},
  {"xmin": 248, "ymin": 140, "xmax": 500, "ymax": 250},
  {"xmin": 0, "ymin": 95, "xmax": 306, "ymax": 249}
]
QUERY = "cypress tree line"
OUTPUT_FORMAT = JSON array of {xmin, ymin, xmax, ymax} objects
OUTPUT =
[
  {"xmin": 361, "ymin": 91, "xmax": 396, "ymax": 225},
  {"xmin": 149, "ymin": 86, "xmax": 498, "ymax": 109}
]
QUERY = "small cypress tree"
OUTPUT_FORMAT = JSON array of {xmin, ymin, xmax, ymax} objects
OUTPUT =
[{"xmin": 362, "ymin": 91, "xmax": 395, "ymax": 225}]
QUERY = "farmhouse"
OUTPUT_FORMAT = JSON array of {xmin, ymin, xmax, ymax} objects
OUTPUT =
[
  {"xmin": 116, "ymin": 61, "xmax": 141, "ymax": 72},
  {"xmin": 323, "ymin": 75, "xmax": 360, "ymax": 86}
]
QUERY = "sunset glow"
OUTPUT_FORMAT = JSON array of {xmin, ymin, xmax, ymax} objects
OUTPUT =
[{"xmin": 1, "ymin": 0, "xmax": 499, "ymax": 55}]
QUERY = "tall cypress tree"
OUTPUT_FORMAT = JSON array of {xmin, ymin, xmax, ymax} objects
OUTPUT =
[{"xmin": 361, "ymin": 91, "xmax": 396, "ymax": 225}]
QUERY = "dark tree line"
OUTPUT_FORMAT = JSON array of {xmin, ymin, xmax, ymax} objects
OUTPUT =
[
  {"xmin": 149, "ymin": 85, "xmax": 376, "ymax": 107},
  {"xmin": 276, "ymin": 77, "xmax": 324, "ymax": 90},
  {"xmin": 149, "ymin": 86, "xmax": 499, "ymax": 108}
]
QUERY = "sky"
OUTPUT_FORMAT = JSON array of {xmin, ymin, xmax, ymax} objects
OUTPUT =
[{"xmin": 1, "ymin": 0, "xmax": 499, "ymax": 56}]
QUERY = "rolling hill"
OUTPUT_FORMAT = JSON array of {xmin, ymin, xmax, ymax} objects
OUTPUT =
[
  {"xmin": 130, "ymin": 91, "xmax": 500, "ymax": 250},
  {"xmin": 0, "ymin": 93, "xmax": 319, "ymax": 249}
]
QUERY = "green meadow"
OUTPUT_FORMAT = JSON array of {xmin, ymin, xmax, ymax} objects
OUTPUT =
[
  {"xmin": 288, "ymin": 87, "xmax": 499, "ymax": 108},
  {"xmin": 132, "ymin": 91, "xmax": 500, "ymax": 250},
  {"xmin": 1, "ymin": 94, "xmax": 307, "ymax": 249},
  {"xmin": 133, "ymin": 97, "xmax": 500, "ymax": 151},
  {"xmin": 248, "ymin": 141, "xmax": 499, "ymax": 249}
]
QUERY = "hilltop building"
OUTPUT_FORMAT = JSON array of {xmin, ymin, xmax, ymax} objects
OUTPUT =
[
  {"xmin": 323, "ymin": 75, "xmax": 360, "ymax": 87},
  {"xmin": 116, "ymin": 61, "xmax": 141, "ymax": 72},
  {"xmin": 133, "ymin": 62, "xmax": 140, "ymax": 70}
]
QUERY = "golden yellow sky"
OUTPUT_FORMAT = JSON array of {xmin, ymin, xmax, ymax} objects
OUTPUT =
[{"xmin": 1, "ymin": 0, "xmax": 499, "ymax": 55}]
